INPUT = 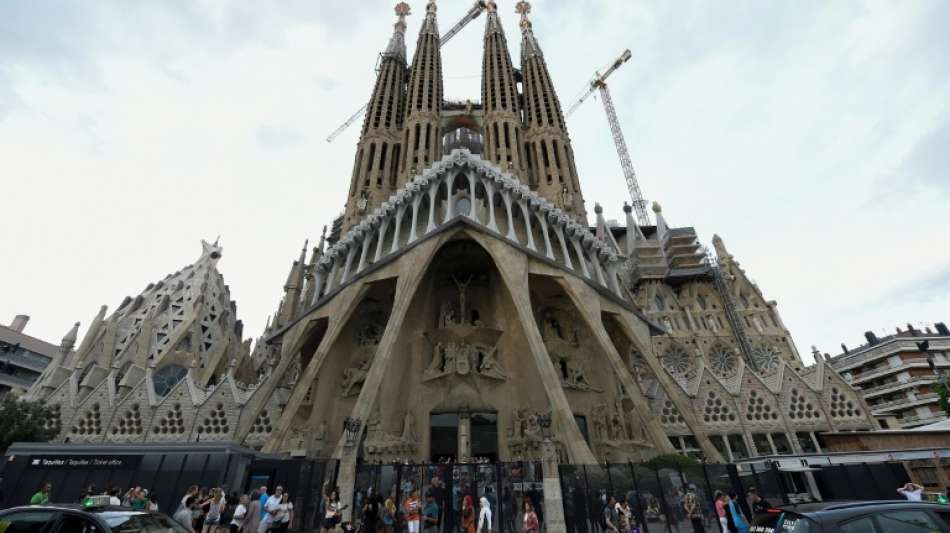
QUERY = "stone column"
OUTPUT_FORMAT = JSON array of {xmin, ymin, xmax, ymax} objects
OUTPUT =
[
  {"xmin": 541, "ymin": 438, "xmax": 566, "ymax": 532},
  {"xmin": 458, "ymin": 412, "xmax": 472, "ymax": 462}
]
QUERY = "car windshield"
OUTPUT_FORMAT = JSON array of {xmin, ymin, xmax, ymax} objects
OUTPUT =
[
  {"xmin": 94, "ymin": 511, "xmax": 189, "ymax": 533},
  {"xmin": 751, "ymin": 511, "xmax": 819, "ymax": 533}
]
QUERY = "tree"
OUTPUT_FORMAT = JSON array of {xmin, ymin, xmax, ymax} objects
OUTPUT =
[
  {"xmin": 645, "ymin": 453, "xmax": 699, "ymax": 470},
  {"xmin": 0, "ymin": 393, "xmax": 58, "ymax": 453}
]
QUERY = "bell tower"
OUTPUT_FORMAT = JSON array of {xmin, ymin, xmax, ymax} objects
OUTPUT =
[
  {"xmin": 343, "ymin": 3, "xmax": 411, "ymax": 232},
  {"xmin": 516, "ymin": 1, "xmax": 587, "ymax": 221}
]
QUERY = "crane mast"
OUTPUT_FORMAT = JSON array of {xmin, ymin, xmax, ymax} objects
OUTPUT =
[
  {"xmin": 565, "ymin": 49, "xmax": 650, "ymax": 226},
  {"xmin": 326, "ymin": 1, "xmax": 487, "ymax": 143}
]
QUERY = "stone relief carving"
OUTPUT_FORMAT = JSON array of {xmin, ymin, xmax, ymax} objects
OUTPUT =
[
  {"xmin": 363, "ymin": 410, "xmax": 418, "ymax": 463},
  {"xmin": 508, "ymin": 409, "xmax": 565, "ymax": 462},
  {"xmin": 340, "ymin": 358, "xmax": 371, "ymax": 397},
  {"xmin": 424, "ymin": 342, "xmax": 507, "ymax": 381}
]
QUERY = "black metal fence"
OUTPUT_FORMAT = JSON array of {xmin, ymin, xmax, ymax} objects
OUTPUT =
[{"xmin": 351, "ymin": 462, "xmax": 544, "ymax": 532}]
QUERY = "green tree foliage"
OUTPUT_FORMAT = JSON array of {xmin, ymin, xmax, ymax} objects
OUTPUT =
[
  {"xmin": 934, "ymin": 375, "xmax": 950, "ymax": 416},
  {"xmin": 645, "ymin": 453, "xmax": 699, "ymax": 470},
  {"xmin": 0, "ymin": 393, "xmax": 57, "ymax": 453}
]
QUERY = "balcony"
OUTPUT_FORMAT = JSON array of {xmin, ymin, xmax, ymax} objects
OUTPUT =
[
  {"xmin": 870, "ymin": 393, "xmax": 940, "ymax": 414},
  {"xmin": 898, "ymin": 412, "xmax": 947, "ymax": 428},
  {"xmin": 850, "ymin": 359, "xmax": 949, "ymax": 384},
  {"xmin": 835, "ymin": 338, "xmax": 950, "ymax": 372},
  {"xmin": 860, "ymin": 376, "xmax": 937, "ymax": 398}
]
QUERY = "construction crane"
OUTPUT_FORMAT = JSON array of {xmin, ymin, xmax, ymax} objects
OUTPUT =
[
  {"xmin": 326, "ymin": 1, "xmax": 488, "ymax": 143},
  {"xmin": 565, "ymin": 49, "xmax": 650, "ymax": 226}
]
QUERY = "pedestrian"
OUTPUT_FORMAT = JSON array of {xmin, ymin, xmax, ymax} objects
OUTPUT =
[
  {"xmin": 229, "ymin": 494, "xmax": 248, "ymax": 533},
  {"xmin": 898, "ymin": 482, "xmax": 925, "ymax": 501},
  {"xmin": 261, "ymin": 486, "xmax": 283, "ymax": 533},
  {"xmin": 382, "ymin": 490, "xmax": 397, "ymax": 533},
  {"xmin": 322, "ymin": 488, "xmax": 342, "ymax": 533},
  {"xmin": 175, "ymin": 496, "xmax": 198, "ymax": 533},
  {"xmin": 203, "ymin": 487, "xmax": 225, "ymax": 533},
  {"xmin": 180, "ymin": 486, "xmax": 199, "ymax": 513},
  {"xmin": 745, "ymin": 487, "xmax": 771, "ymax": 519},
  {"xmin": 361, "ymin": 487, "xmax": 379, "ymax": 533},
  {"xmin": 245, "ymin": 490, "xmax": 262, "ymax": 533},
  {"xmin": 404, "ymin": 490, "xmax": 422, "ymax": 533},
  {"xmin": 714, "ymin": 491, "xmax": 729, "ymax": 533},
  {"xmin": 684, "ymin": 492, "xmax": 703, "ymax": 533},
  {"xmin": 461, "ymin": 494, "xmax": 476, "ymax": 533},
  {"xmin": 273, "ymin": 491, "xmax": 293, "ymax": 533},
  {"xmin": 258, "ymin": 486, "xmax": 269, "ymax": 521},
  {"xmin": 477, "ymin": 496, "xmax": 492, "ymax": 533},
  {"xmin": 30, "ymin": 482, "xmax": 51, "ymax": 505},
  {"xmin": 422, "ymin": 492, "xmax": 439, "ymax": 533},
  {"xmin": 522, "ymin": 500, "xmax": 539, "ymax": 533},
  {"xmin": 148, "ymin": 493, "xmax": 160, "ymax": 512},
  {"xmin": 727, "ymin": 492, "xmax": 748, "ymax": 533},
  {"xmin": 130, "ymin": 487, "xmax": 149, "ymax": 511}
]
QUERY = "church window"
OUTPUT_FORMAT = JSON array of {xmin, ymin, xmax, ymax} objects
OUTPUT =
[
  {"xmin": 697, "ymin": 295, "xmax": 707, "ymax": 310},
  {"xmin": 740, "ymin": 294, "xmax": 750, "ymax": 308},
  {"xmin": 152, "ymin": 364, "xmax": 188, "ymax": 397},
  {"xmin": 654, "ymin": 295, "xmax": 665, "ymax": 311}
]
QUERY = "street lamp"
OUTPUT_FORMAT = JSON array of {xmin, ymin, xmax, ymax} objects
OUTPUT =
[{"xmin": 343, "ymin": 416, "xmax": 362, "ymax": 448}]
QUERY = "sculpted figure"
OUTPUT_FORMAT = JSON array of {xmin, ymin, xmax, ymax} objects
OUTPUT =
[
  {"xmin": 341, "ymin": 359, "xmax": 371, "ymax": 397},
  {"xmin": 425, "ymin": 343, "xmax": 445, "ymax": 375},
  {"xmin": 401, "ymin": 411, "xmax": 417, "ymax": 443},
  {"xmin": 511, "ymin": 408, "xmax": 525, "ymax": 439}
]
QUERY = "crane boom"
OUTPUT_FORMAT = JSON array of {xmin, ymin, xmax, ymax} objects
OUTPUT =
[
  {"xmin": 326, "ymin": 1, "xmax": 487, "ymax": 143},
  {"xmin": 564, "ymin": 48, "xmax": 650, "ymax": 226},
  {"xmin": 598, "ymin": 84, "xmax": 649, "ymax": 226},
  {"xmin": 566, "ymin": 49, "xmax": 631, "ymax": 118}
]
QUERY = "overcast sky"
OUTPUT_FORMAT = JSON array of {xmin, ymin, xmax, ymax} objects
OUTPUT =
[{"xmin": 2, "ymin": 0, "xmax": 948, "ymax": 362}]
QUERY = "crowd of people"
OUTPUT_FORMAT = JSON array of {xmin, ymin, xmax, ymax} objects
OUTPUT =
[{"xmin": 171, "ymin": 485, "xmax": 292, "ymax": 533}]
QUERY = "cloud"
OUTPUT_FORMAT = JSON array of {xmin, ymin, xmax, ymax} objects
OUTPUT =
[
  {"xmin": 256, "ymin": 124, "xmax": 304, "ymax": 150},
  {"xmin": 882, "ymin": 263, "xmax": 950, "ymax": 306}
]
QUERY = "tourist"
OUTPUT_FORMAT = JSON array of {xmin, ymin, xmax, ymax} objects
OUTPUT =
[
  {"xmin": 629, "ymin": 515, "xmax": 642, "ymax": 533},
  {"xmin": 180, "ymin": 486, "xmax": 199, "ymax": 513},
  {"xmin": 361, "ymin": 487, "xmax": 380, "ymax": 533},
  {"xmin": 258, "ymin": 486, "xmax": 269, "ymax": 520},
  {"xmin": 422, "ymin": 492, "xmax": 439, "ymax": 533},
  {"xmin": 322, "ymin": 488, "xmax": 342, "ymax": 532},
  {"xmin": 130, "ymin": 487, "xmax": 149, "ymax": 510},
  {"xmin": 194, "ymin": 487, "xmax": 210, "ymax": 531},
  {"xmin": 382, "ymin": 490, "xmax": 397, "ymax": 533},
  {"xmin": 107, "ymin": 487, "xmax": 121, "ymax": 506},
  {"xmin": 617, "ymin": 498, "xmax": 633, "ymax": 533},
  {"xmin": 477, "ymin": 496, "xmax": 492, "ymax": 533},
  {"xmin": 148, "ymin": 493, "xmax": 160, "ymax": 512},
  {"xmin": 273, "ymin": 491, "xmax": 293, "ymax": 532},
  {"xmin": 30, "ymin": 482, "xmax": 51, "ymax": 505},
  {"xmin": 746, "ymin": 487, "xmax": 771, "ymax": 518},
  {"xmin": 603, "ymin": 495, "xmax": 620, "ymax": 532},
  {"xmin": 404, "ymin": 490, "xmax": 422, "ymax": 533},
  {"xmin": 898, "ymin": 482, "xmax": 925, "ymax": 501},
  {"xmin": 229, "ymin": 494, "xmax": 248, "ymax": 533},
  {"xmin": 175, "ymin": 496, "xmax": 198, "ymax": 533},
  {"xmin": 461, "ymin": 494, "xmax": 476, "ymax": 533},
  {"xmin": 245, "ymin": 490, "xmax": 262, "ymax": 533},
  {"xmin": 522, "ymin": 500, "xmax": 539, "ymax": 533},
  {"xmin": 202, "ymin": 487, "xmax": 225, "ymax": 533},
  {"xmin": 684, "ymin": 492, "xmax": 703, "ymax": 533},
  {"xmin": 714, "ymin": 491, "xmax": 729, "ymax": 533},
  {"xmin": 727, "ymin": 492, "xmax": 748, "ymax": 533}
]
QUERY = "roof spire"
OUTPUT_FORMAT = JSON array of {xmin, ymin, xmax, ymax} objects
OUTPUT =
[
  {"xmin": 515, "ymin": 1, "xmax": 541, "ymax": 57},
  {"xmin": 385, "ymin": 2, "xmax": 411, "ymax": 59},
  {"xmin": 422, "ymin": 0, "xmax": 439, "ymax": 34}
]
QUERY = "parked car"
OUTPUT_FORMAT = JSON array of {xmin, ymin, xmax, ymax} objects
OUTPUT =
[
  {"xmin": 751, "ymin": 500, "xmax": 950, "ymax": 532},
  {"xmin": 0, "ymin": 504, "xmax": 189, "ymax": 532}
]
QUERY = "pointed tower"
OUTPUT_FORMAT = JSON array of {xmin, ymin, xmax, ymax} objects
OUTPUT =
[
  {"xmin": 398, "ymin": 0, "xmax": 444, "ymax": 185},
  {"xmin": 343, "ymin": 2, "xmax": 411, "ymax": 232},
  {"xmin": 516, "ymin": 1, "xmax": 587, "ymax": 220},
  {"xmin": 481, "ymin": 1, "xmax": 527, "ymax": 180}
]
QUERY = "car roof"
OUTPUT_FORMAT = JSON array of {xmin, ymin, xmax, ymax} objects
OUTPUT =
[
  {"xmin": 779, "ymin": 500, "xmax": 949, "ymax": 522},
  {"xmin": 1, "ymin": 504, "xmax": 144, "ymax": 514}
]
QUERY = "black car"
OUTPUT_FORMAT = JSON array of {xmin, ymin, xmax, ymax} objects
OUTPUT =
[
  {"xmin": 0, "ymin": 504, "xmax": 189, "ymax": 532},
  {"xmin": 750, "ymin": 500, "xmax": 950, "ymax": 532}
]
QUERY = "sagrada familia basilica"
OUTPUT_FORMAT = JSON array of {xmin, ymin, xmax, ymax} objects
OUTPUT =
[{"xmin": 27, "ymin": 0, "xmax": 875, "ymax": 471}]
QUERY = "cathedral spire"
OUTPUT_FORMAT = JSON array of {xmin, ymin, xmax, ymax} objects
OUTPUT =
[
  {"xmin": 481, "ymin": 1, "xmax": 527, "ymax": 180},
  {"xmin": 516, "ymin": 1, "xmax": 587, "ymax": 221},
  {"xmin": 398, "ymin": 0, "xmax": 444, "ymax": 185},
  {"xmin": 343, "ymin": 3, "xmax": 412, "ymax": 232}
]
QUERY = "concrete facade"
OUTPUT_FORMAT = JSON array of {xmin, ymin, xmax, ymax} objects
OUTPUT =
[
  {"xmin": 0, "ymin": 315, "xmax": 66, "ymax": 395},
  {"xmin": 828, "ymin": 323, "xmax": 950, "ymax": 429}
]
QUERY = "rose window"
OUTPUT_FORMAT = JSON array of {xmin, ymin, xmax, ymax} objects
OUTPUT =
[
  {"xmin": 661, "ymin": 347, "xmax": 691, "ymax": 375},
  {"xmin": 752, "ymin": 346, "xmax": 781, "ymax": 374},
  {"xmin": 709, "ymin": 348, "xmax": 738, "ymax": 377}
]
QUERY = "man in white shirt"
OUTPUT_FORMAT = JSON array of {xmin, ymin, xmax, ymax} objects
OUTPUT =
[
  {"xmin": 898, "ymin": 482, "xmax": 925, "ymax": 501},
  {"xmin": 259, "ymin": 486, "xmax": 283, "ymax": 533}
]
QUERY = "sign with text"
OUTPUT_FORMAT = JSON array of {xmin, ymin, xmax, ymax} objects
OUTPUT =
[{"xmin": 27, "ymin": 455, "xmax": 142, "ymax": 469}]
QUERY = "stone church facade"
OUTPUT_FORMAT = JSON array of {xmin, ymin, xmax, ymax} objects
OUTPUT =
[{"xmin": 27, "ymin": 0, "xmax": 875, "ymax": 474}]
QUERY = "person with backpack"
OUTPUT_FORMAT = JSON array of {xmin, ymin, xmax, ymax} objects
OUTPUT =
[{"xmin": 603, "ymin": 495, "xmax": 620, "ymax": 532}]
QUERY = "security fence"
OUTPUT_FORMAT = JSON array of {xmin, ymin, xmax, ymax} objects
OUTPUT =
[{"xmin": 351, "ymin": 462, "xmax": 544, "ymax": 532}]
